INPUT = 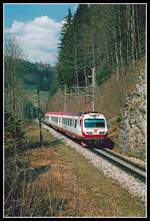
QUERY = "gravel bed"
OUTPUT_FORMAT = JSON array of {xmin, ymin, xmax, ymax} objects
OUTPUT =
[{"xmin": 42, "ymin": 124, "xmax": 146, "ymax": 203}]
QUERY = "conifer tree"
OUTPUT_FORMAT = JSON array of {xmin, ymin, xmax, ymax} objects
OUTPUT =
[
  {"xmin": 57, "ymin": 8, "xmax": 75, "ymax": 88},
  {"xmin": 4, "ymin": 111, "xmax": 26, "ymax": 157}
]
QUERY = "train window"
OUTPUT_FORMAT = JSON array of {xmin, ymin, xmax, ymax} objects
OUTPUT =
[
  {"xmin": 80, "ymin": 119, "xmax": 82, "ymax": 126},
  {"xmin": 52, "ymin": 116, "xmax": 58, "ymax": 123},
  {"xmin": 74, "ymin": 119, "xmax": 77, "ymax": 128},
  {"xmin": 45, "ymin": 116, "xmax": 49, "ymax": 121},
  {"xmin": 84, "ymin": 119, "xmax": 105, "ymax": 128}
]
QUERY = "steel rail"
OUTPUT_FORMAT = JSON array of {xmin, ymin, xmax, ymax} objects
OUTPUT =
[
  {"xmin": 100, "ymin": 148, "xmax": 145, "ymax": 171},
  {"xmin": 90, "ymin": 148, "xmax": 146, "ymax": 179}
]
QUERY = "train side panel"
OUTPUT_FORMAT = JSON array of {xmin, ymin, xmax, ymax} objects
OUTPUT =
[{"xmin": 44, "ymin": 112, "xmax": 108, "ymax": 145}]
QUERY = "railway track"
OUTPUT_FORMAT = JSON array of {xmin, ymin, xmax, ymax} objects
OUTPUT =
[
  {"xmin": 41, "ymin": 121, "xmax": 146, "ymax": 181},
  {"xmin": 89, "ymin": 148, "xmax": 146, "ymax": 180}
]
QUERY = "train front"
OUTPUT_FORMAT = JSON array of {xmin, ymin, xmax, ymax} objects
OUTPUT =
[{"xmin": 81, "ymin": 112, "xmax": 108, "ymax": 146}]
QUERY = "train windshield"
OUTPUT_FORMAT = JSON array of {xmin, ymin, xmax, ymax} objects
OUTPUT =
[{"xmin": 84, "ymin": 119, "xmax": 105, "ymax": 128}]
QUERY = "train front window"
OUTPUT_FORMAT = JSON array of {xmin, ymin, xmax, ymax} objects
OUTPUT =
[{"xmin": 84, "ymin": 119, "xmax": 105, "ymax": 128}]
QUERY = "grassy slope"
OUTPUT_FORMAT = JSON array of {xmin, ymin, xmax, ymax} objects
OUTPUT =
[{"xmin": 9, "ymin": 124, "xmax": 145, "ymax": 217}]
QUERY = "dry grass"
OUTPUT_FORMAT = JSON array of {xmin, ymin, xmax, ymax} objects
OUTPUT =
[{"xmin": 4, "ymin": 124, "xmax": 146, "ymax": 217}]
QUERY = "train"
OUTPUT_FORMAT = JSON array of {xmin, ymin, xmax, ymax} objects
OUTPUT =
[{"xmin": 43, "ymin": 111, "xmax": 108, "ymax": 147}]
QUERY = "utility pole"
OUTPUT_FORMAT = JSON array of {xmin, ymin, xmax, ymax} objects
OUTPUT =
[
  {"xmin": 64, "ymin": 84, "xmax": 67, "ymax": 112},
  {"xmin": 37, "ymin": 89, "xmax": 43, "ymax": 146},
  {"xmin": 63, "ymin": 67, "xmax": 96, "ymax": 113},
  {"xmin": 33, "ymin": 91, "xmax": 38, "ymax": 119},
  {"xmin": 91, "ymin": 25, "xmax": 96, "ymax": 112},
  {"xmin": 74, "ymin": 34, "xmax": 80, "ymax": 110},
  {"xmin": 92, "ymin": 67, "xmax": 96, "ymax": 112}
]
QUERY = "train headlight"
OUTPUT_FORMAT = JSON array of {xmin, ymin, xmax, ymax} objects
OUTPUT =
[
  {"xmin": 86, "ymin": 132, "xmax": 92, "ymax": 134},
  {"xmin": 99, "ymin": 131, "xmax": 105, "ymax": 134}
]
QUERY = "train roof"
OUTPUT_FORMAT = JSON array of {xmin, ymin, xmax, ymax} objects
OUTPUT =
[
  {"xmin": 45, "ymin": 111, "xmax": 103, "ymax": 117},
  {"xmin": 45, "ymin": 112, "xmax": 84, "ymax": 116}
]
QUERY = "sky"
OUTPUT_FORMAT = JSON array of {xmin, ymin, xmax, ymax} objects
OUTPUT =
[{"xmin": 4, "ymin": 3, "xmax": 79, "ymax": 66}]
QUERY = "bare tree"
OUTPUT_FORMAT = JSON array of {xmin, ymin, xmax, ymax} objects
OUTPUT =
[{"xmin": 4, "ymin": 35, "xmax": 25, "ymax": 120}]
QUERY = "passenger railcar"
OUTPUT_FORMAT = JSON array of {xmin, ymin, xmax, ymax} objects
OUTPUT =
[{"xmin": 44, "ymin": 111, "xmax": 108, "ymax": 146}]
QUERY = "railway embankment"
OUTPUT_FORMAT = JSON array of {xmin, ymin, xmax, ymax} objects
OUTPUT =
[
  {"xmin": 42, "ymin": 123, "xmax": 146, "ymax": 203},
  {"xmin": 16, "ymin": 124, "xmax": 146, "ymax": 216}
]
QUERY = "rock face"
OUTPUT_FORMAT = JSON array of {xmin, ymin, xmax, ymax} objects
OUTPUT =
[{"xmin": 119, "ymin": 66, "xmax": 146, "ymax": 160}]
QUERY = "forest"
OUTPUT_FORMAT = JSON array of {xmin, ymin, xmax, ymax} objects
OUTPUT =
[{"xmin": 57, "ymin": 4, "xmax": 145, "ymax": 88}]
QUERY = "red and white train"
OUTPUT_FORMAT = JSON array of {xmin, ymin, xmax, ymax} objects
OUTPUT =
[{"xmin": 44, "ymin": 111, "xmax": 108, "ymax": 146}]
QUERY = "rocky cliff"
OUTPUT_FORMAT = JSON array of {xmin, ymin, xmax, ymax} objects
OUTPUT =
[{"xmin": 119, "ymin": 65, "xmax": 146, "ymax": 160}]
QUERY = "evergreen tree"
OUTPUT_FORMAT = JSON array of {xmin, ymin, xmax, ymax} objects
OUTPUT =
[
  {"xmin": 4, "ymin": 111, "xmax": 26, "ymax": 157},
  {"xmin": 57, "ymin": 8, "xmax": 75, "ymax": 88}
]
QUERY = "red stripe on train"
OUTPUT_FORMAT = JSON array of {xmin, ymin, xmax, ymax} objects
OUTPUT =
[{"xmin": 44, "ymin": 121, "xmax": 105, "ymax": 140}]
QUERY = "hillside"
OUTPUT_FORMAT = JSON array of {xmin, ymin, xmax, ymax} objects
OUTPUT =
[{"xmin": 47, "ymin": 58, "xmax": 146, "ymax": 161}]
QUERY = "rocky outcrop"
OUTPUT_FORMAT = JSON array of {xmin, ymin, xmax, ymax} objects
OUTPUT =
[{"xmin": 119, "ymin": 66, "xmax": 146, "ymax": 160}]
